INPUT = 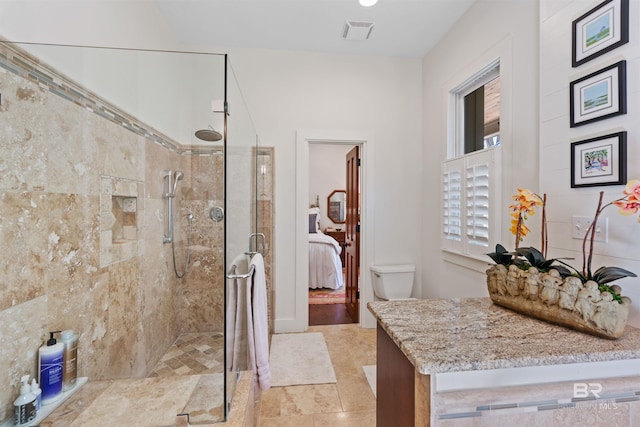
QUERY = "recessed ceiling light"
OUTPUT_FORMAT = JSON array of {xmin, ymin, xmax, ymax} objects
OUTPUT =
[{"xmin": 359, "ymin": 0, "xmax": 378, "ymax": 7}]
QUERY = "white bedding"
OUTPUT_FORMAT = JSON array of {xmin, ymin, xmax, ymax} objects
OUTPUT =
[{"xmin": 309, "ymin": 232, "xmax": 343, "ymax": 289}]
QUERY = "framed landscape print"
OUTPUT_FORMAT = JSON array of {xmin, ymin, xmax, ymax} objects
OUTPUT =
[
  {"xmin": 572, "ymin": 0, "xmax": 629, "ymax": 67},
  {"xmin": 569, "ymin": 60, "xmax": 626, "ymax": 127},
  {"xmin": 571, "ymin": 131, "xmax": 626, "ymax": 188}
]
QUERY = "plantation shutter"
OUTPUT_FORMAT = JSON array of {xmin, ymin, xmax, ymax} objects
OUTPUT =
[
  {"xmin": 443, "ymin": 170, "xmax": 463, "ymax": 241},
  {"xmin": 466, "ymin": 162, "xmax": 490, "ymax": 247},
  {"xmin": 442, "ymin": 147, "xmax": 501, "ymax": 258},
  {"xmin": 442, "ymin": 159, "xmax": 463, "ymax": 252}
]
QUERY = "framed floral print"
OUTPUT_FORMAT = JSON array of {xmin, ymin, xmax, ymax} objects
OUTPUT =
[{"xmin": 571, "ymin": 131, "xmax": 627, "ymax": 188}]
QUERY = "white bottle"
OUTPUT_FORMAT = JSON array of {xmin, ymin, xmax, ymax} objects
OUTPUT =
[
  {"xmin": 60, "ymin": 330, "xmax": 78, "ymax": 391},
  {"xmin": 30, "ymin": 378, "xmax": 42, "ymax": 411},
  {"xmin": 13, "ymin": 375, "xmax": 36, "ymax": 426}
]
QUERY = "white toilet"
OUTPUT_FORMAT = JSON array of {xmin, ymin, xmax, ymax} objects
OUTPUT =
[{"xmin": 370, "ymin": 264, "xmax": 416, "ymax": 300}]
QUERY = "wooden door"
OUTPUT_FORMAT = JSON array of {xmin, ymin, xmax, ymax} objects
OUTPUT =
[{"xmin": 345, "ymin": 146, "xmax": 360, "ymax": 323}]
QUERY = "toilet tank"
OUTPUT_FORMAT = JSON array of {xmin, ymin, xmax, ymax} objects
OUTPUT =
[{"xmin": 370, "ymin": 264, "xmax": 415, "ymax": 300}]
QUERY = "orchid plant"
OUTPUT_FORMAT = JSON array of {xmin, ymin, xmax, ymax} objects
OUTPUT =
[
  {"xmin": 574, "ymin": 180, "xmax": 639, "ymax": 288},
  {"xmin": 488, "ymin": 181, "xmax": 639, "ymax": 303},
  {"xmin": 509, "ymin": 189, "xmax": 541, "ymax": 248},
  {"xmin": 489, "ymin": 188, "xmax": 568, "ymax": 274},
  {"xmin": 509, "ymin": 188, "xmax": 546, "ymax": 253}
]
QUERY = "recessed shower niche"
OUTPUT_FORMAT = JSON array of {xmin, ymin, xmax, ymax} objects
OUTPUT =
[
  {"xmin": 112, "ymin": 196, "xmax": 137, "ymax": 242},
  {"xmin": 100, "ymin": 175, "xmax": 144, "ymax": 267}
]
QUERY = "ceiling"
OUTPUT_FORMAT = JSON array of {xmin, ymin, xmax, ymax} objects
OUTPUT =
[{"xmin": 154, "ymin": 0, "xmax": 476, "ymax": 58}]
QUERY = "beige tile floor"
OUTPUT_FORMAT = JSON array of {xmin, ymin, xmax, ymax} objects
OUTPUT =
[
  {"xmin": 149, "ymin": 332, "xmax": 225, "ymax": 377},
  {"xmin": 258, "ymin": 323, "xmax": 377, "ymax": 426}
]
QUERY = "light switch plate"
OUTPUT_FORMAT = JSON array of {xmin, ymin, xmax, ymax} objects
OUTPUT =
[{"xmin": 572, "ymin": 216, "xmax": 608, "ymax": 242}]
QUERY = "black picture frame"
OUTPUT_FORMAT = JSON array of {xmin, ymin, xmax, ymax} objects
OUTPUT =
[
  {"xmin": 572, "ymin": 0, "xmax": 629, "ymax": 67},
  {"xmin": 569, "ymin": 60, "xmax": 626, "ymax": 128},
  {"xmin": 571, "ymin": 131, "xmax": 627, "ymax": 188}
]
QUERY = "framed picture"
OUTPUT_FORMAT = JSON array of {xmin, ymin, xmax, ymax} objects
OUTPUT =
[
  {"xmin": 571, "ymin": 131, "xmax": 626, "ymax": 188},
  {"xmin": 572, "ymin": 0, "xmax": 629, "ymax": 67},
  {"xmin": 569, "ymin": 60, "xmax": 626, "ymax": 128}
]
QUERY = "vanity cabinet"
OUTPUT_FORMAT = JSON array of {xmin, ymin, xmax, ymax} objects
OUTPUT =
[
  {"xmin": 369, "ymin": 298, "xmax": 640, "ymax": 427},
  {"xmin": 377, "ymin": 323, "xmax": 416, "ymax": 427},
  {"xmin": 324, "ymin": 230, "xmax": 346, "ymax": 266}
]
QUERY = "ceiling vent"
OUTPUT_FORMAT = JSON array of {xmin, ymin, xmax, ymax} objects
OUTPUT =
[{"xmin": 342, "ymin": 21, "xmax": 374, "ymax": 41}]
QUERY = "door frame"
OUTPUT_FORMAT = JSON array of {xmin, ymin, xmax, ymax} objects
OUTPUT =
[{"xmin": 294, "ymin": 130, "xmax": 376, "ymax": 331}]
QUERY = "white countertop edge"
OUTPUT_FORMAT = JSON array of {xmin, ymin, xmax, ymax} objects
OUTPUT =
[{"xmin": 433, "ymin": 359, "xmax": 640, "ymax": 392}]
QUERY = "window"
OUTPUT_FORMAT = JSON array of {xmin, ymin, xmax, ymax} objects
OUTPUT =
[
  {"xmin": 448, "ymin": 59, "xmax": 501, "ymax": 158},
  {"xmin": 443, "ymin": 60, "xmax": 502, "ymax": 258},
  {"xmin": 464, "ymin": 76, "xmax": 501, "ymax": 153}
]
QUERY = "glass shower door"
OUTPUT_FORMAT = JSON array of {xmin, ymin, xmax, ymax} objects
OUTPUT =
[{"xmin": 223, "ymin": 56, "xmax": 260, "ymax": 417}]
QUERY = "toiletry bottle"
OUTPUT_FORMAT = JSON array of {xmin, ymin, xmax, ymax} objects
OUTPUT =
[
  {"xmin": 60, "ymin": 329, "xmax": 78, "ymax": 391},
  {"xmin": 13, "ymin": 375, "xmax": 36, "ymax": 426},
  {"xmin": 30, "ymin": 378, "xmax": 42, "ymax": 411},
  {"xmin": 39, "ymin": 331, "xmax": 64, "ymax": 405}
]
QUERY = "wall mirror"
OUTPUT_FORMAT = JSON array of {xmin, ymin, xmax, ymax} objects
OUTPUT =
[{"xmin": 327, "ymin": 190, "xmax": 346, "ymax": 224}]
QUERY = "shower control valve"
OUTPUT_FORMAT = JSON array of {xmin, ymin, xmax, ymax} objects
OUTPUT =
[{"xmin": 209, "ymin": 206, "xmax": 224, "ymax": 222}]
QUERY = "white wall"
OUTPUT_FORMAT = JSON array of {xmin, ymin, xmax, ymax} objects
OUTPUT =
[
  {"xmin": 420, "ymin": 0, "xmax": 639, "ymax": 329},
  {"xmin": 225, "ymin": 49, "xmax": 423, "ymax": 330},
  {"xmin": 540, "ymin": 0, "xmax": 640, "ymax": 327},
  {"xmin": 309, "ymin": 144, "xmax": 353, "ymax": 231},
  {"xmin": 421, "ymin": 0, "xmax": 540, "ymax": 297},
  {"xmin": 0, "ymin": 1, "xmax": 181, "ymax": 50},
  {"xmin": 0, "ymin": 1, "xmax": 424, "ymax": 331}
]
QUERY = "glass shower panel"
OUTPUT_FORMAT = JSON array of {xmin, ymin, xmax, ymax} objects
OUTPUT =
[
  {"xmin": 223, "ymin": 57, "xmax": 260, "ymax": 414},
  {"xmin": 0, "ymin": 41, "xmax": 228, "ymax": 425}
]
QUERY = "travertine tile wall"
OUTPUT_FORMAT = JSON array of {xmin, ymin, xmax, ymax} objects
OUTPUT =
[
  {"xmin": 0, "ymin": 49, "xmax": 225, "ymax": 423},
  {"xmin": 256, "ymin": 148, "xmax": 275, "ymax": 334},
  {"xmin": 177, "ymin": 154, "xmax": 225, "ymax": 332}
]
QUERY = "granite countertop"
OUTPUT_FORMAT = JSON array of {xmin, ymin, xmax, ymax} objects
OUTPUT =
[{"xmin": 368, "ymin": 297, "xmax": 640, "ymax": 375}]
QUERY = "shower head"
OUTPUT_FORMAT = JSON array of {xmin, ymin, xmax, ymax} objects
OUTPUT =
[
  {"xmin": 171, "ymin": 171, "xmax": 183, "ymax": 196},
  {"xmin": 195, "ymin": 125, "xmax": 222, "ymax": 142}
]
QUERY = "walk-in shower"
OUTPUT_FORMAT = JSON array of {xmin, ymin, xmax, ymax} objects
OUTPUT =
[
  {"xmin": 163, "ymin": 170, "xmax": 193, "ymax": 278},
  {"xmin": 0, "ymin": 40, "xmax": 269, "ymax": 426}
]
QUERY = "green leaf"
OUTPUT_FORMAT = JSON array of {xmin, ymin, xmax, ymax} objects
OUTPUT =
[
  {"xmin": 512, "ymin": 247, "xmax": 553, "ymax": 271},
  {"xmin": 486, "ymin": 244, "xmax": 513, "ymax": 266},
  {"xmin": 592, "ymin": 266, "xmax": 637, "ymax": 285}
]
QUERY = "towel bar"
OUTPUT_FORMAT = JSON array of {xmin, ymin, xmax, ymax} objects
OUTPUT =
[{"xmin": 226, "ymin": 263, "xmax": 255, "ymax": 279}]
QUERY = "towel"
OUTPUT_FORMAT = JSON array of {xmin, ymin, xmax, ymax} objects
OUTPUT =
[
  {"xmin": 226, "ymin": 254, "xmax": 249, "ymax": 372},
  {"xmin": 246, "ymin": 253, "xmax": 271, "ymax": 391}
]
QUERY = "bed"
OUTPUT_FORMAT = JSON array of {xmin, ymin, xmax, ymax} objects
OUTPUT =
[{"xmin": 308, "ymin": 209, "xmax": 344, "ymax": 289}]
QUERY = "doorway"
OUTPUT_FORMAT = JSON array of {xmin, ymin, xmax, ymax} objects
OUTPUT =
[
  {"xmin": 307, "ymin": 143, "xmax": 358, "ymax": 326},
  {"xmin": 293, "ymin": 129, "xmax": 375, "ymax": 333}
]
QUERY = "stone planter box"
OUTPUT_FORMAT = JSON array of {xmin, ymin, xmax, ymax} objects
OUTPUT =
[{"xmin": 486, "ymin": 264, "xmax": 631, "ymax": 339}]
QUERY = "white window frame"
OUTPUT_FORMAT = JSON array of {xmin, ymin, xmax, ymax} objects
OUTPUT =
[
  {"xmin": 442, "ymin": 58, "xmax": 502, "ymax": 261},
  {"xmin": 447, "ymin": 58, "xmax": 500, "ymax": 159}
]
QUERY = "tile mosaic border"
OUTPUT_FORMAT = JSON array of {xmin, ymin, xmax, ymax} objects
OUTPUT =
[
  {"xmin": 0, "ymin": 41, "xmax": 223, "ymax": 156},
  {"xmin": 437, "ymin": 389, "xmax": 640, "ymax": 420}
]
